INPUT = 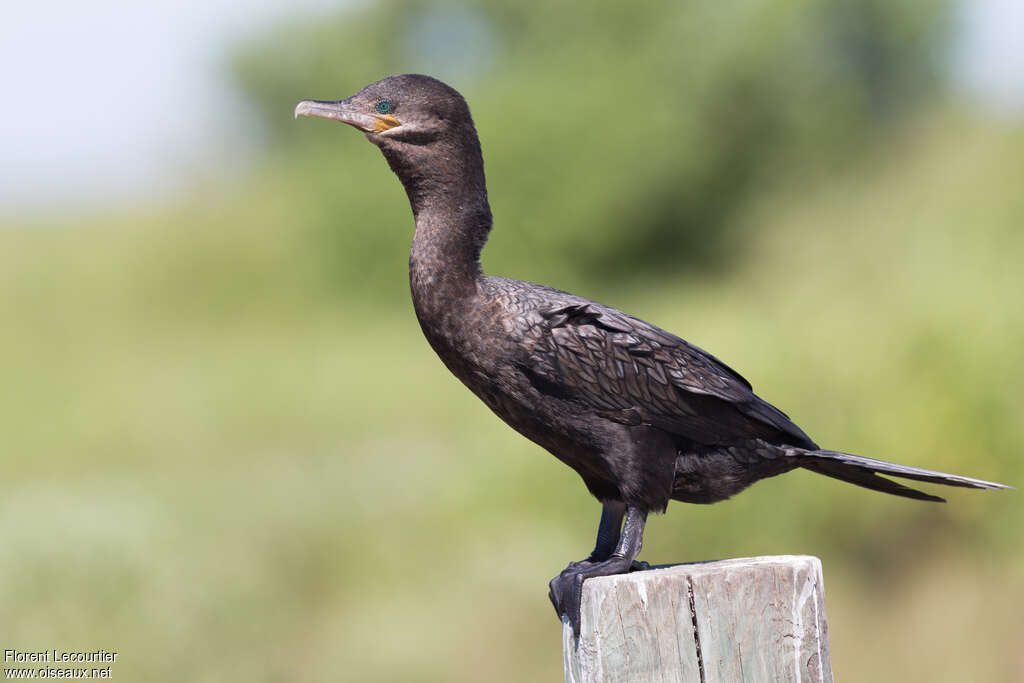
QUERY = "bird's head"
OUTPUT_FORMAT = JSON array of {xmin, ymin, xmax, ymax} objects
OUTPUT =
[
  {"xmin": 295, "ymin": 74, "xmax": 473, "ymax": 149},
  {"xmin": 295, "ymin": 74, "xmax": 486, "ymax": 215}
]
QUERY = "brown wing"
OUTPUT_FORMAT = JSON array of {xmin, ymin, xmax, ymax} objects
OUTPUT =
[{"xmin": 519, "ymin": 300, "xmax": 816, "ymax": 448}]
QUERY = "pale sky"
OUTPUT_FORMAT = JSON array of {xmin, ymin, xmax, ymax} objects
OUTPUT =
[
  {"xmin": 954, "ymin": 0, "xmax": 1024, "ymax": 113},
  {"xmin": 0, "ymin": 0, "xmax": 341, "ymax": 214},
  {"xmin": 1, "ymin": 0, "xmax": 1021, "ymax": 215}
]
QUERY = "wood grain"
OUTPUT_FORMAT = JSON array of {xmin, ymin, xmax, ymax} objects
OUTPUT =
[{"xmin": 563, "ymin": 555, "xmax": 832, "ymax": 683}]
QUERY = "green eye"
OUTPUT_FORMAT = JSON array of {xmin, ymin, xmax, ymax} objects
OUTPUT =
[{"xmin": 376, "ymin": 100, "xmax": 392, "ymax": 114}]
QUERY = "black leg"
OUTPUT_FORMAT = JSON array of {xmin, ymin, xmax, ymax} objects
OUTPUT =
[
  {"xmin": 567, "ymin": 500, "xmax": 624, "ymax": 569},
  {"xmin": 549, "ymin": 505, "xmax": 649, "ymax": 636}
]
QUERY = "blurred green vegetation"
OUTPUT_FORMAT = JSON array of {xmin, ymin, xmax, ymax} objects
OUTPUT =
[
  {"xmin": 2, "ymin": 0, "xmax": 1022, "ymax": 681},
  {"xmin": 235, "ymin": 0, "xmax": 951, "ymax": 292}
]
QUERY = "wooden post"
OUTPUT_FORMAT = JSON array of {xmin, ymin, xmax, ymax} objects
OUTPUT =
[{"xmin": 563, "ymin": 555, "xmax": 832, "ymax": 683}]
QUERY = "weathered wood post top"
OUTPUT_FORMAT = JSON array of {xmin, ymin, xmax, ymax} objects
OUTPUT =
[{"xmin": 563, "ymin": 555, "xmax": 832, "ymax": 683}]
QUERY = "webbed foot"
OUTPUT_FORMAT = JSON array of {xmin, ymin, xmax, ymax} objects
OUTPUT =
[{"xmin": 548, "ymin": 556, "xmax": 648, "ymax": 636}]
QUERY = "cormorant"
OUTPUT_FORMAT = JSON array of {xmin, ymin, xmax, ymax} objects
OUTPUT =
[{"xmin": 295, "ymin": 74, "xmax": 1010, "ymax": 635}]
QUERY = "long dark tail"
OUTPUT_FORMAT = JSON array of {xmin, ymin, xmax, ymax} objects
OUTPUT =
[{"xmin": 797, "ymin": 449, "xmax": 1012, "ymax": 502}]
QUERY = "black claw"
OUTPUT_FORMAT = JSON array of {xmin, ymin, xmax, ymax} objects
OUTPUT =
[
  {"xmin": 549, "ymin": 554, "xmax": 649, "ymax": 637},
  {"xmin": 552, "ymin": 505, "xmax": 650, "ymax": 637},
  {"xmin": 565, "ymin": 558, "xmax": 597, "ymax": 571},
  {"xmin": 549, "ymin": 567, "xmax": 586, "ymax": 636}
]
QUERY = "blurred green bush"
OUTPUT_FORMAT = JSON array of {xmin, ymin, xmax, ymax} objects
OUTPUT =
[{"xmin": 232, "ymin": 0, "xmax": 951, "ymax": 297}]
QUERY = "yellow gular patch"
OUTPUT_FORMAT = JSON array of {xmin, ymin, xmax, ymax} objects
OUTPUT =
[{"xmin": 372, "ymin": 115, "xmax": 400, "ymax": 132}]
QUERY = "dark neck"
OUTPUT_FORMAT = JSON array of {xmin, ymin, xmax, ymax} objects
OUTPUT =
[{"xmin": 378, "ymin": 125, "xmax": 492, "ymax": 318}]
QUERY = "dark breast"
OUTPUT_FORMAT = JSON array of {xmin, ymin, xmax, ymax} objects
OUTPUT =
[
  {"xmin": 415, "ymin": 275, "xmax": 815, "ymax": 509},
  {"xmin": 411, "ymin": 278, "xmax": 625, "ymax": 487}
]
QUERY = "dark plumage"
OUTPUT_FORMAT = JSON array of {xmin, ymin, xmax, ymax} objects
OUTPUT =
[{"xmin": 295, "ymin": 74, "xmax": 1010, "ymax": 634}]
